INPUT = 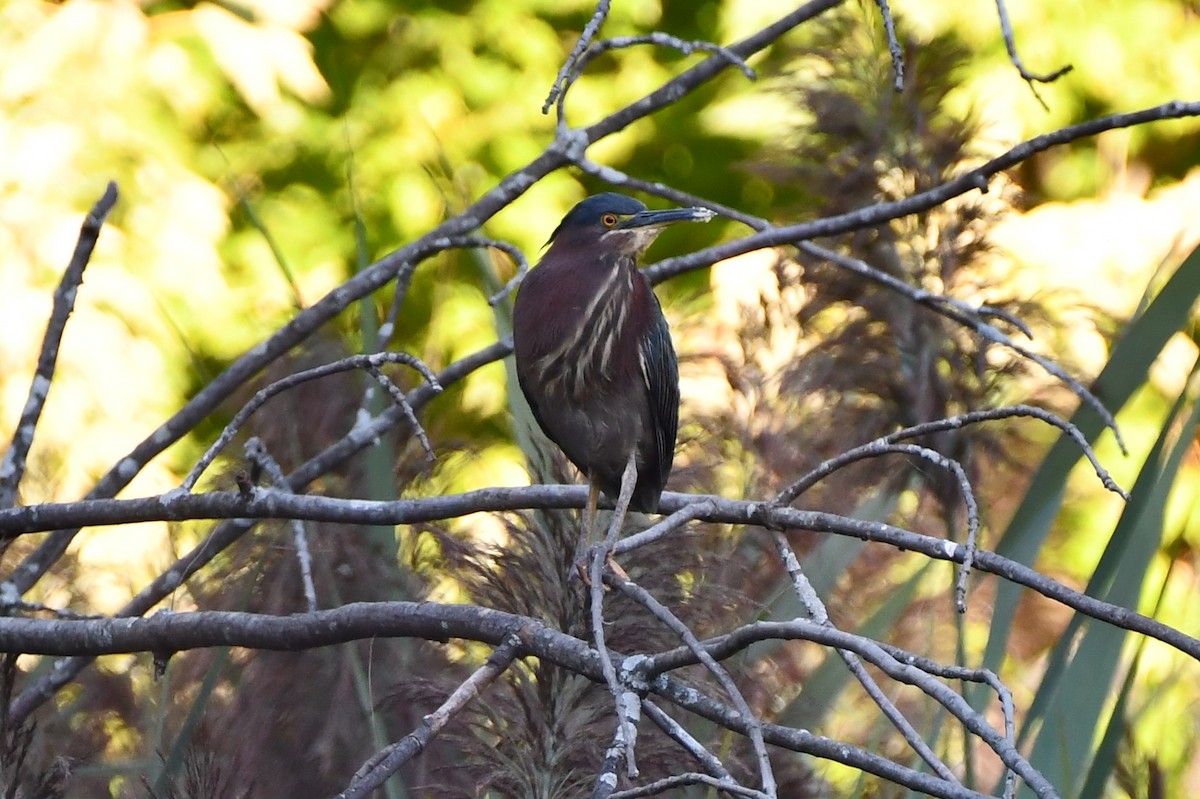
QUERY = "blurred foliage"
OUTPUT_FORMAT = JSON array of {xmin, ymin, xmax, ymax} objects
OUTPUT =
[
  {"xmin": 904, "ymin": 0, "xmax": 1200, "ymax": 201},
  {"xmin": 2, "ymin": 0, "xmax": 1200, "ymax": 797}
]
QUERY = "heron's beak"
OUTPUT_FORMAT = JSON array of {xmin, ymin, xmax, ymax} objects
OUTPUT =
[{"xmin": 618, "ymin": 206, "xmax": 716, "ymax": 230}]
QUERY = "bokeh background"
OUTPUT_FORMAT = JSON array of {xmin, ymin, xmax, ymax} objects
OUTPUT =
[{"xmin": 2, "ymin": 0, "xmax": 1199, "ymax": 797}]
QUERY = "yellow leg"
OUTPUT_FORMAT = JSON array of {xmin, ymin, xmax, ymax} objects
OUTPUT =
[
  {"xmin": 577, "ymin": 458, "xmax": 637, "ymax": 586},
  {"xmin": 584, "ymin": 480, "xmax": 601, "ymax": 547},
  {"xmin": 575, "ymin": 480, "xmax": 602, "ymax": 585}
]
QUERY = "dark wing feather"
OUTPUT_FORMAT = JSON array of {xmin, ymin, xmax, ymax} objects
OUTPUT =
[{"xmin": 640, "ymin": 292, "xmax": 679, "ymax": 496}]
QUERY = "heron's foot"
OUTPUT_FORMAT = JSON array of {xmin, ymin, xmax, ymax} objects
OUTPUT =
[
  {"xmin": 574, "ymin": 548, "xmax": 628, "ymax": 589},
  {"xmin": 574, "ymin": 557, "xmax": 594, "ymax": 588},
  {"xmin": 605, "ymin": 550, "xmax": 629, "ymax": 582}
]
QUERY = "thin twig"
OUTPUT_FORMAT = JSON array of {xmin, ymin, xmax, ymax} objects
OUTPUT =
[
  {"xmin": 479, "ymin": 239, "xmax": 532, "ymax": 305},
  {"xmin": 612, "ymin": 575, "xmax": 777, "ymax": 797},
  {"xmin": 0, "ymin": 599, "xmax": 104, "ymax": 621},
  {"xmin": 555, "ymin": 31, "xmax": 755, "ymax": 128},
  {"xmin": 337, "ymin": 632, "xmax": 522, "ymax": 799},
  {"xmin": 773, "ymin": 439, "xmax": 980, "ymax": 612},
  {"xmin": 587, "ymin": 456, "xmax": 645, "ymax": 785},
  {"xmin": 769, "ymin": 531, "xmax": 959, "ymax": 783},
  {"xmin": 543, "ymin": 0, "xmax": 612, "ymax": 114},
  {"xmin": 589, "ymin": 548, "xmax": 640, "ymax": 781},
  {"xmin": 594, "ymin": 694, "xmax": 642, "ymax": 798},
  {"xmin": 548, "ymin": 8, "xmax": 757, "ymax": 128},
  {"xmin": 181, "ymin": 352, "xmax": 440, "ymax": 491},
  {"xmin": 797, "ymin": 241, "xmax": 1125, "ymax": 453},
  {"xmin": 871, "ymin": 0, "xmax": 905, "ymax": 91},
  {"xmin": 774, "ymin": 404, "xmax": 1124, "ymax": 508},
  {"xmin": 610, "ymin": 773, "xmax": 772, "ymax": 799},
  {"xmin": 363, "ymin": 364, "xmax": 436, "ymax": 462},
  {"xmin": 640, "ymin": 699, "xmax": 732, "ymax": 780},
  {"xmin": 0, "ymin": 181, "xmax": 119, "ymax": 512},
  {"xmin": 582, "ymin": 34, "xmax": 755, "ymax": 81},
  {"xmin": 868, "ymin": 645, "xmax": 1019, "ymax": 799},
  {"xmin": 878, "ymin": 404, "xmax": 1126, "ymax": 499},
  {"xmin": 5, "ymin": 343, "xmax": 500, "ymax": 724},
  {"xmin": 244, "ymin": 438, "xmax": 318, "ymax": 613},
  {"xmin": 613, "ymin": 499, "xmax": 714, "ymax": 555},
  {"xmin": 993, "ymin": 0, "xmax": 1073, "ymax": 110}
]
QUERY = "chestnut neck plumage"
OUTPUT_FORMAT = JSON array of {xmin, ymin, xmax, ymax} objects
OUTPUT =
[{"xmin": 518, "ymin": 230, "xmax": 656, "ymax": 401}]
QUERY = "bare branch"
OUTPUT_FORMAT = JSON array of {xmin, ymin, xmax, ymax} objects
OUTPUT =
[
  {"xmin": 0, "ymin": 600, "xmax": 103, "ymax": 621},
  {"xmin": 5, "ymin": 489, "xmax": 1192, "ymax": 666},
  {"xmin": 0, "ymin": 600, "xmax": 990, "ymax": 798},
  {"xmin": 612, "ymin": 575, "xmax": 777, "ymax": 796},
  {"xmin": 478, "ymin": 238, "xmax": 533, "ymax": 305},
  {"xmin": 879, "ymin": 404, "xmax": 1127, "ymax": 500},
  {"xmin": 993, "ymin": 0, "xmax": 1073, "ymax": 110},
  {"xmin": 774, "ymin": 440, "xmax": 980, "ymax": 612},
  {"xmin": 588, "ymin": 548, "xmax": 640, "ymax": 781},
  {"xmin": 580, "ymin": 0, "xmax": 843, "ymax": 145},
  {"xmin": 337, "ymin": 633, "xmax": 522, "ymax": 799},
  {"xmin": 287, "ymin": 340, "xmax": 509, "ymax": 493},
  {"xmin": 640, "ymin": 699, "xmax": 732, "ymax": 780},
  {"xmin": 871, "ymin": 0, "xmax": 905, "ymax": 91},
  {"xmin": 569, "ymin": 31, "xmax": 755, "ymax": 98},
  {"xmin": 245, "ymin": 438, "xmax": 318, "ymax": 613},
  {"xmin": 363, "ymin": 363, "xmax": 436, "ymax": 462},
  {"xmin": 613, "ymin": 499, "xmax": 715, "ymax": 555},
  {"xmin": 550, "ymin": 23, "xmax": 755, "ymax": 128},
  {"xmin": 769, "ymin": 531, "xmax": 959, "ymax": 783},
  {"xmin": 181, "ymin": 352, "xmax": 440, "ymax": 492},
  {"xmin": 543, "ymin": 0, "xmax": 612, "ymax": 114},
  {"xmin": 3, "ymin": 343, "xmax": 501, "ymax": 722},
  {"xmin": 610, "ymin": 773, "xmax": 772, "ymax": 799},
  {"xmin": 0, "ymin": 181, "xmax": 119, "ymax": 512}
]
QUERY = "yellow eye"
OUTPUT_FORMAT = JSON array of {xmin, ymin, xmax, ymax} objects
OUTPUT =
[{"xmin": 601, "ymin": 213, "xmax": 619, "ymax": 228}]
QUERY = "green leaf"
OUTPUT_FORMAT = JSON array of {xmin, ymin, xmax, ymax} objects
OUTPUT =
[
  {"xmin": 1076, "ymin": 557, "xmax": 1175, "ymax": 799},
  {"xmin": 1018, "ymin": 356, "xmax": 1200, "ymax": 798},
  {"xmin": 983, "ymin": 244, "xmax": 1200, "ymax": 674}
]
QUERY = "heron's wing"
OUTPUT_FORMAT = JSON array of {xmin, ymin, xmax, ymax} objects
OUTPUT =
[{"xmin": 640, "ymin": 292, "xmax": 680, "ymax": 492}]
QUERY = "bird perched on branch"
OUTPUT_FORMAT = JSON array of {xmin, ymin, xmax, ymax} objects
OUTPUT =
[{"xmin": 512, "ymin": 192, "xmax": 715, "ymax": 552}]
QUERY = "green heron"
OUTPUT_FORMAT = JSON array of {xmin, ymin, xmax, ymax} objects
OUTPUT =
[{"xmin": 512, "ymin": 193, "xmax": 714, "ymax": 551}]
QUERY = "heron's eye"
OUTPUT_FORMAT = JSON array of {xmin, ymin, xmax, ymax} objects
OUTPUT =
[{"xmin": 601, "ymin": 213, "xmax": 619, "ymax": 228}]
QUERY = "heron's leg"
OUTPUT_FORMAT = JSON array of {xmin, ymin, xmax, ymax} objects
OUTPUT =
[
  {"xmin": 583, "ymin": 479, "xmax": 601, "ymax": 547},
  {"xmin": 574, "ymin": 480, "xmax": 603, "ymax": 584},
  {"xmin": 576, "ymin": 457, "xmax": 637, "ymax": 585}
]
